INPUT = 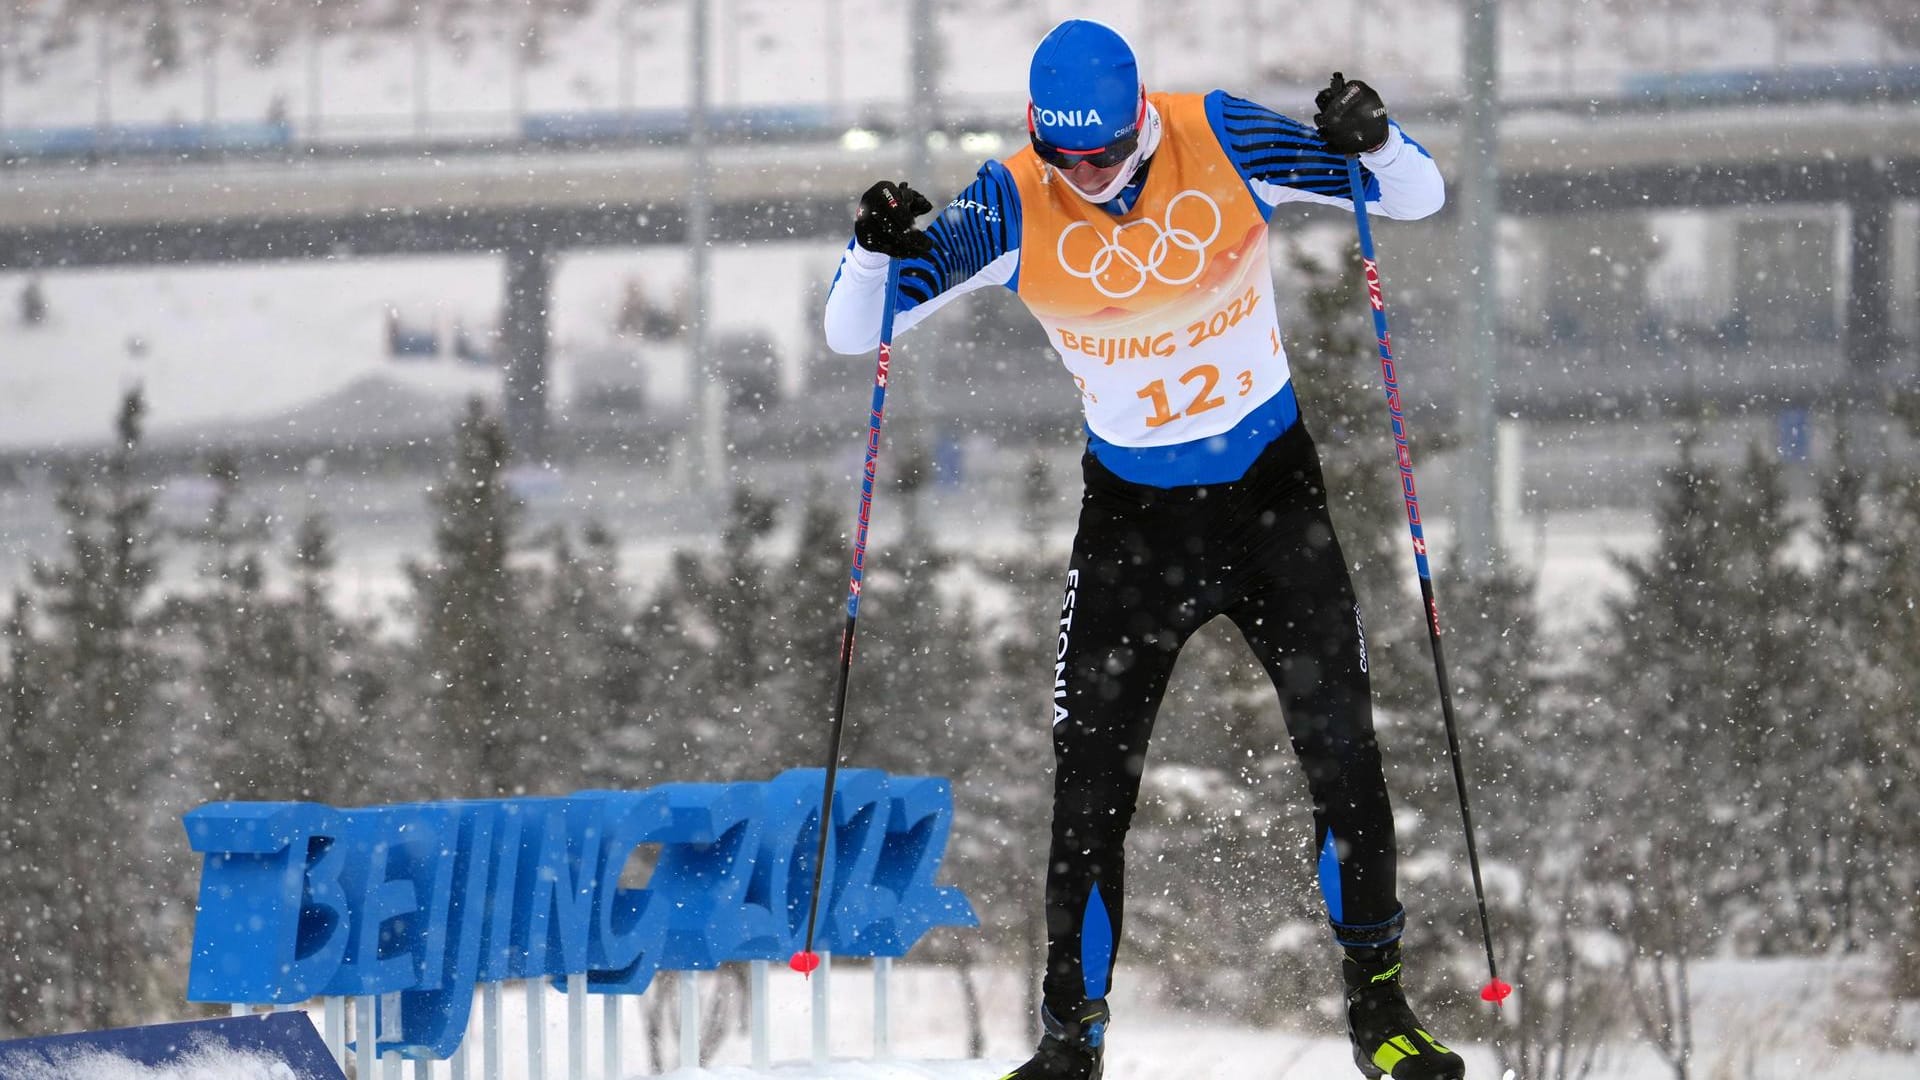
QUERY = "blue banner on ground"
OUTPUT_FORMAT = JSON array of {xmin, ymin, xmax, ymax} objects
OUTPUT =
[
  {"xmin": 183, "ymin": 768, "xmax": 978, "ymax": 1060},
  {"xmin": 0, "ymin": 1012, "xmax": 344, "ymax": 1079}
]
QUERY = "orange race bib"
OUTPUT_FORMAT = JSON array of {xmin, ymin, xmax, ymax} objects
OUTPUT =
[{"xmin": 1007, "ymin": 92, "xmax": 1291, "ymax": 448}]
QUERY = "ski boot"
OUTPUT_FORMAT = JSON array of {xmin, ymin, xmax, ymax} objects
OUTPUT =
[
  {"xmin": 1344, "ymin": 943, "xmax": 1464, "ymax": 1079},
  {"xmin": 997, "ymin": 1001, "xmax": 1107, "ymax": 1080}
]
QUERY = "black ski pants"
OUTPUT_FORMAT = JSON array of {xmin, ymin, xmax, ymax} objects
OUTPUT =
[{"xmin": 1041, "ymin": 421, "xmax": 1402, "ymax": 1016}]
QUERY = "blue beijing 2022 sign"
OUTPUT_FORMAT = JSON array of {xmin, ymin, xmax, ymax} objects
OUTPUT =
[{"xmin": 184, "ymin": 768, "xmax": 976, "ymax": 1060}]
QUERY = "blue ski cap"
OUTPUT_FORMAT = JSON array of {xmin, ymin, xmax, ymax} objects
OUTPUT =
[{"xmin": 1028, "ymin": 19, "xmax": 1142, "ymax": 152}]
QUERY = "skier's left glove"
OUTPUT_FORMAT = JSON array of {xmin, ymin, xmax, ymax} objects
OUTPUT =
[{"xmin": 1313, "ymin": 72, "xmax": 1391, "ymax": 156}]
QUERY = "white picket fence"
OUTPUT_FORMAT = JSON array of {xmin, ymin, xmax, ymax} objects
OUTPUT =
[{"xmin": 229, "ymin": 954, "xmax": 894, "ymax": 1079}]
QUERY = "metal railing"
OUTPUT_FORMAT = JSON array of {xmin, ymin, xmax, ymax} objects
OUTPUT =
[{"xmin": 224, "ymin": 957, "xmax": 898, "ymax": 1079}]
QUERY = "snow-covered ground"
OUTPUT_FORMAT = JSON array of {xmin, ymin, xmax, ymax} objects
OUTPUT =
[
  {"xmin": 0, "ymin": 1044, "xmax": 304, "ymax": 1080},
  {"xmin": 667, "ymin": 958, "xmax": 1918, "ymax": 1079},
  {"xmin": 268, "ymin": 957, "xmax": 1914, "ymax": 1079}
]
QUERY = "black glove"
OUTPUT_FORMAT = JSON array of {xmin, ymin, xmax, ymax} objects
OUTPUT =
[
  {"xmin": 1313, "ymin": 72, "xmax": 1391, "ymax": 156},
  {"xmin": 853, "ymin": 180, "xmax": 934, "ymax": 259}
]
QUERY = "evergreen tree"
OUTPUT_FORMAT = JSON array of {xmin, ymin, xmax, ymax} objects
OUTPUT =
[
  {"xmin": 748, "ymin": 483, "xmax": 861, "ymax": 787},
  {"xmin": 1, "ymin": 590, "xmax": 53, "ymax": 1035},
  {"xmin": 521, "ymin": 522, "xmax": 638, "ymax": 791},
  {"xmin": 1576, "ymin": 436, "xmax": 1813, "ymax": 1074},
  {"xmin": 160, "ymin": 483, "xmax": 387, "ymax": 806},
  {"xmin": 618, "ymin": 483, "xmax": 795, "ymax": 787},
  {"xmin": 408, "ymin": 399, "xmax": 529, "ymax": 795},
  {"xmin": 1435, "ymin": 560, "xmax": 1622, "ymax": 1062},
  {"xmin": 1843, "ymin": 453, "xmax": 1920, "ymax": 980},
  {"xmin": 694, "ymin": 486, "xmax": 784, "ymax": 780},
  {"xmin": 1117, "ymin": 616, "xmax": 1315, "ymax": 1022},
  {"xmin": 22, "ymin": 390, "xmax": 166, "ymax": 1030},
  {"xmin": 785, "ymin": 484, "xmax": 857, "ymax": 711},
  {"xmin": 617, "ymin": 549, "xmax": 707, "ymax": 785},
  {"xmin": 275, "ymin": 511, "xmax": 389, "ymax": 805},
  {"xmin": 165, "ymin": 451, "xmax": 281, "ymax": 799},
  {"xmin": 1595, "ymin": 440, "xmax": 1821, "ymax": 950}
]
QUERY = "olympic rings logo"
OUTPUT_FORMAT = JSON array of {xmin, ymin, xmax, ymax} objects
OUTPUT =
[{"xmin": 1056, "ymin": 190, "xmax": 1223, "ymax": 300}]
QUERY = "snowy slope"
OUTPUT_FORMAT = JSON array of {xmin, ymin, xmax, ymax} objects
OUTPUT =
[
  {"xmin": 378, "ymin": 959, "xmax": 1915, "ymax": 1080},
  {"xmin": 722, "ymin": 957, "xmax": 1910, "ymax": 1077},
  {"xmin": 660, "ymin": 1066, "xmax": 1014, "ymax": 1079},
  {"xmin": 0, "ymin": 1045, "xmax": 305, "ymax": 1080}
]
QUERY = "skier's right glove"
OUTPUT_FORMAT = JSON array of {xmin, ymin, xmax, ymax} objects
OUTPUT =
[
  {"xmin": 1313, "ymin": 72, "xmax": 1391, "ymax": 156},
  {"xmin": 853, "ymin": 180, "xmax": 934, "ymax": 259}
]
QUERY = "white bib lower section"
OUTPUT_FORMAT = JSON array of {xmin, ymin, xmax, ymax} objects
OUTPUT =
[{"xmin": 1045, "ymin": 253, "xmax": 1291, "ymax": 449}]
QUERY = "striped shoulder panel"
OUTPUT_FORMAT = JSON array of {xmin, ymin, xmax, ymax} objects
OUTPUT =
[
  {"xmin": 896, "ymin": 159, "xmax": 1024, "ymax": 310},
  {"xmin": 1204, "ymin": 89, "xmax": 1382, "ymax": 209}
]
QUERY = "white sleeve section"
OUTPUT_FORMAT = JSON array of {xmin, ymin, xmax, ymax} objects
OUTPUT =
[
  {"xmin": 1249, "ymin": 124, "xmax": 1446, "ymax": 221},
  {"xmin": 821, "ymin": 243, "xmax": 891, "ymax": 355},
  {"xmin": 821, "ymin": 244, "xmax": 1022, "ymax": 355}
]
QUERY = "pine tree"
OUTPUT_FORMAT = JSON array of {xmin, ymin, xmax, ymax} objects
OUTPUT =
[
  {"xmin": 520, "ymin": 522, "xmax": 637, "ymax": 791},
  {"xmin": 1435, "ymin": 559, "xmax": 1624, "ymax": 1066},
  {"xmin": 23, "ymin": 390, "xmax": 166, "ymax": 1030},
  {"xmin": 1580, "ymin": 435, "xmax": 1811, "ymax": 1074},
  {"xmin": 408, "ymin": 399, "xmax": 529, "ymax": 795},
  {"xmin": 169, "ymin": 450, "xmax": 281, "ymax": 799},
  {"xmin": 0, "ymin": 590, "xmax": 53, "ymax": 1035},
  {"xmin": 275, "ymin": 511, "xmax": 387, "ymax": 805},
  {"xmin": 692, "ymin": 486, "xmax": 785, "ymax": 780},
  {"xmin": 604, "ymin": 482, "xmax": 792, "ymax": 787},
  {"xmin": 1803, "ymin": 452, "xmax": 1877, "ymax": 946},
  {"xmin": 620, "ymin": 543, "xmax": 715, "ymax": 784},
  {"xmin": 748, "ymin": 483, "xmax": 858, "ymax": 788},
  {"xmin": 1843, "ymin": 450, "xmax": 1920, "ymax": 983}
]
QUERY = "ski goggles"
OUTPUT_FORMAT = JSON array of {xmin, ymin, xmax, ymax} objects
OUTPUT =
[{"xmin": 1027, "ymin": 95, "xmax": 1146, "ymax": 170}]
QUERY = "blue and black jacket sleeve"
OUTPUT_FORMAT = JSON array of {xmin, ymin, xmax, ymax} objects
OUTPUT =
[{"xmin": 823, "ymin": 160, "xmax": 1025, "ymax": 354}]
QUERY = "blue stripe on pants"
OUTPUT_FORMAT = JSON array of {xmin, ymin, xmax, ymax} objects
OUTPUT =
[
  {"xmin": 1082, "ymin": 883, "xmax": 1114, "ymax": 1002},
  {"xmin": 1318, "ymin": 830, "xmax": 1345, "ymax": 924}
]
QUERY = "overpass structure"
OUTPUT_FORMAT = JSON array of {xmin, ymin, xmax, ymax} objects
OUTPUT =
[{"xmin": 2, "ymin": 100, "xmax": 1917, "ymax": 449}]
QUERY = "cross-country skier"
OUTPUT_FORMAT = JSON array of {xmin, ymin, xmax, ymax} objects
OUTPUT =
[{"xmin": 822, "ymin": 19, "xmax": 1459, "ymax": 1080}]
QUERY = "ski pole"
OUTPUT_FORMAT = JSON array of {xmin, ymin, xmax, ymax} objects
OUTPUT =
[
  {"xmin": 790, "ymin": 258, "xmax": 903, "ymax": 977},
  {"xmin": 1343, "ymin": 156, "xmax": 1511, "ymax": 1008}
]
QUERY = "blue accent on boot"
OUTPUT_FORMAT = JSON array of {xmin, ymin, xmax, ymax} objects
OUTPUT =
[{"xmin": 1082, "ymin": 884, "xmax": 1114, "ymax": 1003}]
